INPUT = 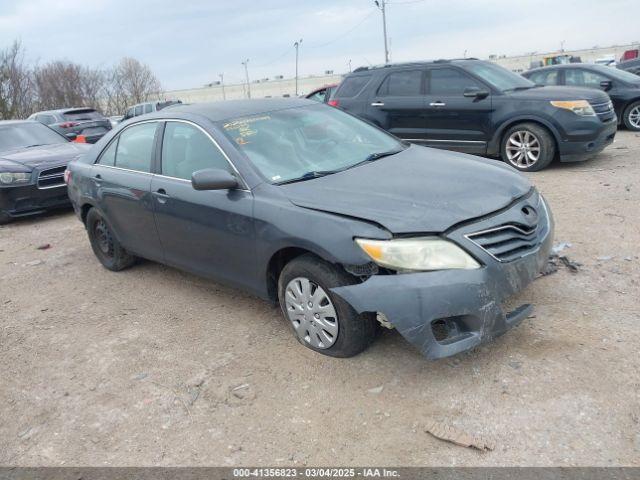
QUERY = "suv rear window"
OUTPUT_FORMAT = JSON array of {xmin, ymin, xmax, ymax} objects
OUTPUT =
[
  {"xmin": 335, "ymin": 75, "xmax": 371, "ymax": 98},
  {"xmin": 63, "ymin": 109, "xmax": 103, "ymax": 121}
]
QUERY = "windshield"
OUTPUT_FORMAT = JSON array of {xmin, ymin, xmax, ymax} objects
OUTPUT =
[
  {"xmin": 592, "ymin": 64, "xmax": 640, "ymax": 84},
  {"xmin": 465, "ymin": 62, "xmax": 536, "ymax": 91},
  {"xmin": 0, "ymin": 122, "xmax": 67, "ymax": 152},
  {"xmin": 220, "ymin": 104, "xmax": 405, "ymax": 184}
]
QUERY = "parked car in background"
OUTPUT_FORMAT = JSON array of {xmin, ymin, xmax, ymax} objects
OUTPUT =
[
  {"xmin": 305, "ymin": 84, "xmax": 338, "ymax": 103},
  {"xmin": 331, "ymin": 59, "xmax": 616, "ymax": 171},
  {"xmin": 0, "ymin": 121, "xmax": 90, "ymax": 224},
  {"xmin": 618, "ymin": 57, "xmax": 640, "ymax": 77},
  {"xmin": 66, "ymin": 99, "xmax": 553, "ymax": 359},
  {"xmin": 122, "ymin": 100, "xmax": 182, "ymax": 121},
  {"xmin": 108, "ymin": 115, "xmax": 123, "ymax": 128},
  {"xmin": 523, "ymin": 64, "xmax": 640, "ymax": 131},
  {"xmin": 28, "ymin": 108, "xmax": 112, "ymax": 144}
]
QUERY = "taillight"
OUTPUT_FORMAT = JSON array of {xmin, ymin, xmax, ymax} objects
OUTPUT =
[
  {"xmin": 74, "ymin": 135, "xmax": 87, "ymax": 143},
  {"xmin": 64, "ymin": 169, "xmax": 71, "ymax": 185},
  {"xmin": 328, "ymin": 99, "xmax": 339, "ymax": 107},
  {"xmin": 59, "ymin": 122, "xmax": 78, "ymax": 128}
]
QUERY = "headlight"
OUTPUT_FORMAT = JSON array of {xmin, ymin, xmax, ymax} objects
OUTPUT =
[
  {"xmin": 0, "ymin": 172, "xmax": 30, "ymax": 185},
  {"xmin": 550, "ymin": 100, "xmax": 595, "ymax": 116},
  {"xmin": 355, "ymin": 237, "xmax": 480, "ymax": 272}
]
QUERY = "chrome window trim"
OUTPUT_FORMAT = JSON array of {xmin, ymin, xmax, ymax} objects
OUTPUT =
[
  {"xmin": 404, "ymin": 138, "xmax": 486, "ymax": 144},
  {"xmin": 93, "ymin": 118, "xmax": 251, "ymax": 192}
]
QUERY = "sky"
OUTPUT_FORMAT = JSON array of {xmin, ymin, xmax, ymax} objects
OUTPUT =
[{"xmin": 1, "ymin": 0, "xmax": 639, "ymax": 91}]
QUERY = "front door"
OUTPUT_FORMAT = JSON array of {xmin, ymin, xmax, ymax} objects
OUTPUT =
[
  {"xmin": 92, "ymin": 121, "xmax": 163, "ymax": 260},
  {"xmin": 151, "ymin": 120, "xmax": 255, "ymax": 289},
  {"xmin": 423, "ymin": 67, "xmax": 493, "ymax": 154}
]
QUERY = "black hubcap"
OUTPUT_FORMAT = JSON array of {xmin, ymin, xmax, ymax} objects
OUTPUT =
[{"xmin": 94, "ymin": 219, "xmax": 114, "ymax": 257}]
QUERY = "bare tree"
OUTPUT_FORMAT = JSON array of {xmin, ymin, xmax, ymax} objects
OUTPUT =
[
  {"xmin": 33, "ymin": 61, "xmax": 105, "ymax": 111},
  {"xmin": 0, "ymin": 40, "xmax": 33, "ymax": 119},
  {"xmin": 106, "ymin": 57, "xmax": 161, "ymax": 114}
]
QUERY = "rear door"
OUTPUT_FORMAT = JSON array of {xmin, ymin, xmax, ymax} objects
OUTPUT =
[
  {"xmin": 423, "ymin": 66, "xmax": 493, "ymax": 153},
  {"xmin": 150, "ymin": 120, "xmax": 255, "ymax": 288},
  {"xmin": 92, "ymin": 121, "xmax": 163, "ymax": 260},
  {"xmin": 364, "ymin": 69, "xmax": 428, "ymax": 142}
]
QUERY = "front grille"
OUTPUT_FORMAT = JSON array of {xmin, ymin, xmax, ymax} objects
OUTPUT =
[
  {"xmin": 589, "ymin": 100, "xmax": 615, "ymax": 123},
  {"xmin": 37, "ymin": 165, "xmax": 66, "ymax": 189},
  {"xmin": 466, "ymin": 202, "xmax": 549, "ymax": 263}
]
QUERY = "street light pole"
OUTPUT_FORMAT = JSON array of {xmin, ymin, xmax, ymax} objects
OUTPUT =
[
  {"xmin": 241, "ymin": 59, "xmax": 251, "ymax": 99},
  {"xmin": 374, "ymin": 0, "xmax": 389, "ymax": 64},
  {"xmin": 294, "ymin": 39, "xmax": 302, "ymax": 96},
  {"xmin": 219, "ymin": 73, "xmax": 226, "ymax": 100}
]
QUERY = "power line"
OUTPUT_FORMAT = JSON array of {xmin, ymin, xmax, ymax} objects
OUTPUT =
[{"xmin": 306, "ymin": 10, "xmax": 376, "ymax": 49}]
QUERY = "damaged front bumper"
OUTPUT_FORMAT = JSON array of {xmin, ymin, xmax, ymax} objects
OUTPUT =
[{"xmin": 332, "ymin": 191, "xmax": 554, "ymax": 360}]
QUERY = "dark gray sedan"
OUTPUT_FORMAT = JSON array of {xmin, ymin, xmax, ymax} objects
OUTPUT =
[{"xmin": 66, "ymin": 99, "xmax": 554, "ymax": 359}]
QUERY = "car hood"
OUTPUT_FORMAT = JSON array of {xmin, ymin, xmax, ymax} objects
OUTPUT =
[
  {"xmin": 0, "ymin": 142, "xmax": 91, "ymax": 170},
  {"xmin": 281, "ymin": 145, "xmax": 532, "ymax": 234},
  {"xmin": 507, "ymin": 85, "xmax": 610, "ymax": 103}
]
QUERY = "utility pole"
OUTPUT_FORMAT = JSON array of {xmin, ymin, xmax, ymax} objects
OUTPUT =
[
  {"xmin": 294, "ymin": 39, "xmax": 302, "ymax": 96},
  {"xmin": 374, "ymin": 0, "xmax": 389, "ymax": 64},
  {"xmin": 219, "ymin": 73, "xmax": 226, "ymax": 100},
  {"xmin": 241, "ymin": 59, "xmax": 251, "ymax": 99},
  {"xmin": 348, "ymin": 59, "xmax": 352, "ymax": 72}
]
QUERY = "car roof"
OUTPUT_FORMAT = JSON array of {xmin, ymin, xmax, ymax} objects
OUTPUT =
[
  {"xmin": 351, "ymin": 58, "xmax": 482, "ymax": 74},
  {"xmin": 156, "ymin": 98, "xmax": 319, "ymax": 122},
  {"xmin": 525, "ymin": 63, "xmax": 601, "ymax": 73},
  {"xmin": 32, "ymin": 107, "xmax": 97, "ymax": 115}
]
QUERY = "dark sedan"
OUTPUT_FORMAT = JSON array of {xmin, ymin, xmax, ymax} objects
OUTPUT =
[
  {"xmin": 523, "ymin": 63, "xmax": 640, "ymax": 131},
  {"xmin": 0, "ymin": 121, "xmax": 91, "ymax": 224},
  {"xmin": 67, "ymin": 99, "xmax": 553, "ymax": 359},
  {"xmin": 28, "ymin": 107, "xmax": 112, "ymax": 143}
]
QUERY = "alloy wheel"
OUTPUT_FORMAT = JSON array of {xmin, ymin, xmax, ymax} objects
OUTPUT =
[
  {"xmin": 284, "ymin": 277, "xmax": 338, "ymax": 349},
  {"xmin": 505, "ymin": 130, "xmax": 541, "ymax": 168},
  {"xmin": 629, "ymin": 105, "xmax": 640, "ymax": 129}
]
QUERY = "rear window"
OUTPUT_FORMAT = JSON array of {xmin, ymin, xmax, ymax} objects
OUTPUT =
[
  {"xmin": 63, "ymin": 109, "xmax": 103, "ymax": 121},
  {"xmin": 335, "ymin": 75, "xmax": 371, "ymax": 98}
]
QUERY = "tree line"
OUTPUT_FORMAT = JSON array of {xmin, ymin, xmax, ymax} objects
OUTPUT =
[{"xmin": 0, "ymin": 40, "xmax": 162, "ymax": 120}]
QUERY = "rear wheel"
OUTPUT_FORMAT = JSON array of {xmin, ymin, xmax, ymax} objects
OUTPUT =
[
  {"xmin": 501, "ymin": 122, "xmax": 555, "ymax": 172},
  {"xmin": 623, "ymin": 101, "xmax": 640, "ymax": 131},
  {"xmin": 86, "ymin": 208, "xmax": 135, "ymax": 271},
  {"xmin": 0, "ymin": 211, "xmax": 11, "ymax": 225},
  {"xmin": 278, "ymin": 253, "xmax": 378, "ymax": 358}
]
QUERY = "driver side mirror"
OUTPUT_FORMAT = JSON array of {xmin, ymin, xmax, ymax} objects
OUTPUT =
[
  {"xmin": 599, "ymin": 80, "xmax": 613, "ymax": 91},
  {"xmin": 191, "ymin": 168, "xmax": 239, "ymax": 191},
  {"xmin": 463, "ymin": 87, "xmax": 490, "ymax": 99}
]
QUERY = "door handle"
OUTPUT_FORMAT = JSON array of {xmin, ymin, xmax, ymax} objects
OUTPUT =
[
  {"xmin": 429, "ymin": 101, "xmax": 446, "ymax": 107},
  {"xmin": 153, "ymin": 188, "xmax": 170, "ymax": 203},
  {"xmin": 371, "ymin": 101, "xmax": 385, "ymax": 107},
  {"xmin": 93, "ymin": 173, "xmax": 102, "ymax": 185}
]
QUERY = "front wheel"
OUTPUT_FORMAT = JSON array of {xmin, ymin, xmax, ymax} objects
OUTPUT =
[
  {"xmin": 86, "ymin": 208, "xmax": 136, "ymax": 271},
  {"xmin": 501, "ymin": 123, "xmax": 555, "ymax": 172},
  {"xmin": 623, "ymin": 101, "xmax": 640, "ymax": 131},
  {"xmin": 278, "ymin": 254, "xmax": 378, "ymax": 358}
]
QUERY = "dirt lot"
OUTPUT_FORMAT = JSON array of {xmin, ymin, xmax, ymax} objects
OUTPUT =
[{"xmin": 1, "ymin": 131, "xmax": 639, "ymax": 467}]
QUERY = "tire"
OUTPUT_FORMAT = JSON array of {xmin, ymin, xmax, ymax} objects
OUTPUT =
[
  {"xmin": 277, "ymin": 253, "xmax": 378, "ymax": 358},
  {"xmin": 0, "ymin": 211, "xmax": 11, "ymax": 225},
  {"xmin": 501, "ymin": 122, "xmax": 555, "ymax": 172},
  {"xmin": 622, "ymin": 100, "xmax": 640, "ymax": 131},
  {"xmin": 85, "ymin": 208, "xmax": 136, "ymax": 271}
]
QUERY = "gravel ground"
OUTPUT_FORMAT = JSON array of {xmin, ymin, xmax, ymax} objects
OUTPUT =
[{"xmin": 1, "ymin": 131, "xmax": 639, "ymax": 467}]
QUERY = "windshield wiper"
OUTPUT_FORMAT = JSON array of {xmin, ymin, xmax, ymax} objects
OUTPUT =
[
  {"xmin": 344, "ymin": 148, "xmax": 405, "ymax": 171},
  {"xmin": 276, "ymin": 170, "xmax": 337, "ymax": 185},
  {"xmin": 24, "ymin": 144, "xmax": 45, "ymax": 148},
  {"xmin": 504, "ymin": 86, "xmax": 534, "ymax": 92}
]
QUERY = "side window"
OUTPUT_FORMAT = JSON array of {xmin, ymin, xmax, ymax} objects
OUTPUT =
[
  {"xmin": 429, "ymin": 68, "xmax": 483, "ymax": 95},
  {"xmin": 308, "ymin": 90, "xmax": 326, "ymax": 102},
  {"xmin": 115, "ymin": 122, "xmax": 157, "ymax": 173},
  {"xmin": 529, "ymin": 70, "xmax": 558, "ymax": 86},
  {"xmin": 125, "ymin": 108, "xmax": 134, "ymax": 119},
  {"xmin": 134, "ymin": 105, "xmax": 143, "ymax": 116},
  {"xmin": 335, "ymin": 75, "xmax": 371, "ymax": 98},
  {"xmin": 97, "ymin": 138, "xmax": 118, "ymax": 166},
  {"xmin": 144, "ymin": 103, "xmax": 153, "ymax": 114},
  {"xmin": 161, "ymin": 122, "xmax": 232, "ymax": 180},
  {"xmin": 565, "ymin": 69, "xmax": 607, "ymax": 88},
  {"xmin": 377, "ymin": 70, "xmax": 422, "ymax": 96},
  {"xmin": 581, "ymin": 70, "xmax": 609, "ymax": 88}
]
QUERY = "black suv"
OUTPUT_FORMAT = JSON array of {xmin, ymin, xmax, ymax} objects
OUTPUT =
[
  {"xmin": 28, "ymin": 108, "xmax": 112, "ymax": 143},
  {"xmin": 523, "ymin": 63, "xmax": 640, "ymax": 132},
  {"xmin": 331, "ymin": 59, "xmax": 617, "ymax": 171}
]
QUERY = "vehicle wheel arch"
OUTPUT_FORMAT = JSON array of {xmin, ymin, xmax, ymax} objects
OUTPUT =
[
  {"xmin": 491, "ymin": 116, "xmax": 560, "ymax": 157},
  {"xmin": 266, "ymin": 246, "xmax": 340, "ymax": 302},
  {"xmin": 622, "ymin": 98, "xmax": 640, "ymax": 130}
]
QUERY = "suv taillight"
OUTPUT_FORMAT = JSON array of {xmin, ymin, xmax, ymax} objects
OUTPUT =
[
  {"xmin": 59, "ymin": 122, "xmax": 78, "ymax": 128},
  {"xmin": 328, "ymin": 99, "xmax": 339, "ymax": 107}
]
